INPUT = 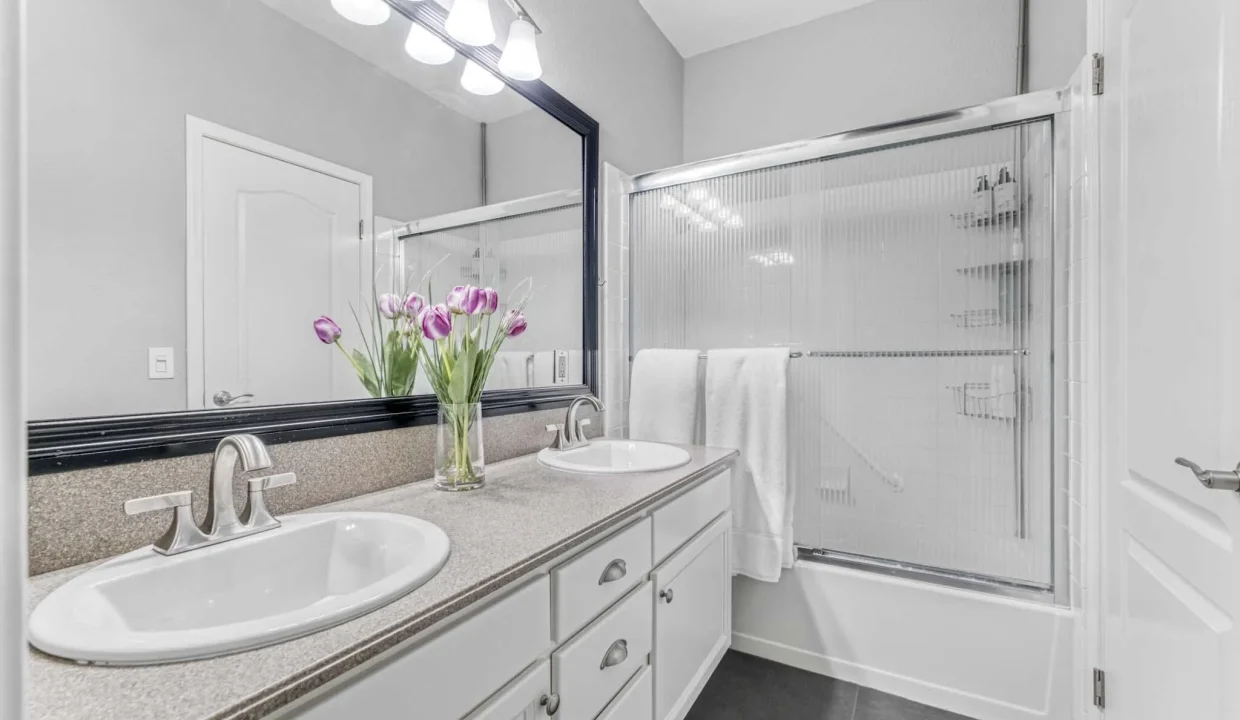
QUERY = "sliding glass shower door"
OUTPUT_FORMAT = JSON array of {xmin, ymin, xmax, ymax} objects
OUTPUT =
[{"xmin": 630, "ymin": 120, "xmax": 1055, "ymax": 588}]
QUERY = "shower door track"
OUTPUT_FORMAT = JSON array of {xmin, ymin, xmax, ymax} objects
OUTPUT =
[{"xmin": 797, "ymin": 547, "xmax": 1053, "ymax": 603}]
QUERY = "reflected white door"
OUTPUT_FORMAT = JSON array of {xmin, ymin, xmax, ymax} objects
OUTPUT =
[
  {"xmin": 1101, "ymin": 0, "xmax": 1240, "ymax": 717},
  {"xmin": 188, "ymin": 119, "xmax": 373, "ymax": 409}
]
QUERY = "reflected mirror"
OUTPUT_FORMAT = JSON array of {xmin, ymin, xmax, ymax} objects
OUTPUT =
[{"xmin": 27, "ymin": 0, "xmax": 585, "ymax": 420}]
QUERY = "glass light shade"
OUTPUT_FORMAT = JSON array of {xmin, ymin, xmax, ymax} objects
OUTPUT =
[
  {"xmin": 460, "ymin": 60, "xmax": 504, "ymax": 96},
  {"xmin": 445, "ymin": 0, "xmax": 495, "ymax": 46},
  {"xmin": 330, "ymin": 0, "xmax": 391, "ymax": 26},
  {"xmin": 498, "ymin": 19, "xmax": 542, "ymax": 81},
  {"xmin": 404, "ymin": 23, "xmax": 455, "ymax": 65}
]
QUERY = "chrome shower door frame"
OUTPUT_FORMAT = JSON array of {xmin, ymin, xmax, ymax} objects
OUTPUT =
[{"xmin": 629, "ymin": 89, "xmax": 1074, "ymax": 605}]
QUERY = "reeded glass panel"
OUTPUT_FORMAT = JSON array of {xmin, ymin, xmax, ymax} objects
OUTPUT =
[{"xmin": 630, "ymin": 121, "xmax": 1054, "ymax": 586}]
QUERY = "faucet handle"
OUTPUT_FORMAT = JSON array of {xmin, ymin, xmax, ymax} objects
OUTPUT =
[
  {"xmin": 124, "ymin": 491, "xmax": 209, "ymax": 555},
  {"xmin": 241, "ymin": 472, "xmax": 296, "ymax": 529},
  {"xmin": 545, "ymin": 423, "xmax": 569, "ymax": 450}
]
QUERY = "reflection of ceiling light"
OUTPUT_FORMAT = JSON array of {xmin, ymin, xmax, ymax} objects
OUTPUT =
[
  {"xmin": 331, "ymin": 0, "xmax": 391, "ymax": 25},
  {"xmin": 715, "ymin": 208, "xmax": 731, "ymax": 220},
  {"xmin": 461, "ymin": 60, "xmax": 505, "ymax": 95},
  {"xmin": 659, "ymin": 194, "xmax": 678, "ymax": 209},
  {"xmin": 750, "ymin": 250, "xmax": 795, "ymax": 267},
  {"xmin": 446, "ymin": 0, "xmax": 496, "ymax": 46},
  {"xmin": 688, "ymin": 188, "xmax": 709, "ymax": 201},
  {"xmin": 404, "ymin": 23, "xmax": 455, "ymax": 65},
  {"xmin": 725, "ymin": 216, "xmax": 744, "ymax": 228},
  {"xmin": 701, "ymin": 197, "xmax": 720, "ymax": 211},
  {"xmin": 700, "ymin": 221, "xmax": 717, "ymax": 232},
  {"xmin": 499, "ymin": 19, "xmax": 542, "ymax": 81},
  {"xmin": 660, "ymin": 189, "xmax": 744, "ymax": 230}
]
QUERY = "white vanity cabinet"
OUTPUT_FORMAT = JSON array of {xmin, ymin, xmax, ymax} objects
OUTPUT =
[{"xmin": 285, "ymin": 466, "xmax": 733, "ymax": 720}]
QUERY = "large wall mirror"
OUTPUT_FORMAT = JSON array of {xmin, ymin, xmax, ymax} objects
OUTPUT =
[{"xmin": 27, "ymin": 0, "xmax": 599, "ymax": 470}]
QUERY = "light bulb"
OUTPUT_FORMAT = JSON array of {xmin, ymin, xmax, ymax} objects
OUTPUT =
[
  {"xmin": 331, "ymin": 0, "xmax": 391, "ymax": 26},
  {"xmin": 446, "ymin": 0, "xmax": 495, "ymax": 46},
  {"xmin": 498, "ymin": 19, "xmax": 542, "ymax": 81},
  {"xmin": 461, "ymin": 60, "xmax": 504, "ymax": 95},
  {"xmin": 404, "ymin": 23, "xmax": 455, "ymax": 65}
]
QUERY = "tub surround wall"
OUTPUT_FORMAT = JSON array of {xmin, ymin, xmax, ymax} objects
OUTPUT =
[{"xmin": 27, "ymin": 407, "xmax": 600, "ymax": 576}]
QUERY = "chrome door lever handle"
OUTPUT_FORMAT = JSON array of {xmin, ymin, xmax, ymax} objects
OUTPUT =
[
  {"xmin": 213, "ymin": 390, "xmax": 254, "ymax": 407},
  {"xmin": 1174, "ymin": 457, "xmax": 1240, "ymax": 492}
]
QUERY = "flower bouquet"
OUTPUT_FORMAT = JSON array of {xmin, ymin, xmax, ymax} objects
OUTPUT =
[
  {"xmin": 312, "ymin": 290, "xmax": 426, "ymax": 398},
  {"xmin": 417, "ymin": 282, "xmax": 529, "ymax": 491}
]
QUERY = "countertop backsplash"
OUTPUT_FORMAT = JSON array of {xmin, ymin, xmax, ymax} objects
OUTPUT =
[{"xmin": 27, "ymin": 406, "xmax": 600, "ymax": 576}]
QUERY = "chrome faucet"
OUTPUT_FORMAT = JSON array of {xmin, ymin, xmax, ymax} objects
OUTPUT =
[
  {"xmin": 123, "ymin": 434, "xmax": 297, "ymax": 555},
  {"xmin": 545, "ymin": 395, "xmax": 606, "ymax": 451},
  {"xmin": 204, "ymin": 434, "xmax": 272, "ymax": 537}
]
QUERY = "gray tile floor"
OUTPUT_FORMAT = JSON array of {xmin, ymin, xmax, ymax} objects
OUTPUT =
[{"xmin": 685, "ymin": 651, "xmax": 975, "ymax": 720}]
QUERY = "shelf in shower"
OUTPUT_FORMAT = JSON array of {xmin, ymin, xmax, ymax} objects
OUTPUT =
[
  {"xmin": 956, "ymin": 259, "xmax": 1029, "ymax": 276},
  {"xmin": 946, "ymin": 383, "xmax": 1026, "ymax": 421},
  {"xmin": 950, "ymin": 208, "xmax": 1022, "ymax": 228}
]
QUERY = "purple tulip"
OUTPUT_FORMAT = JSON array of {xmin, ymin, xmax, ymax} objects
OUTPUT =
[
  {"xmin": 378, "ymin": 293, "xmax": 403, "ymax": 320},
  {"xmin": 419, "ymin": 304, "xmax": 453, "ymax": 340},
  {"xmin": 502, "ymin": 310, "xmax": 528, "ymax": 337},
  {"xmin": 480, "ymin": 287, "xmax": 499, "ymax": 315},
  {"xmin": 446, "ymin": 284, "xmax": 484, "ymax": 315},
  {"xmin": 404, "ymin": 292, "xmax": 426, "ymax": 319},
  {"xmin": 313, "ymin": 316, "xmax": 342, "ymax": 344}
]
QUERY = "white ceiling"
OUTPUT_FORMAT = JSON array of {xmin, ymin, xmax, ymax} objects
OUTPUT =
[
  {"xmin": 639, "ymin": 0, "xmax": 879, "ymax": 58},
  {"xmin": 258, "ymin": 0, "xmax": 534, "ymax": 123}
]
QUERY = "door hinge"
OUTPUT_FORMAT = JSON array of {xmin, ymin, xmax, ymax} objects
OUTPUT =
[
  {"xmin": 358, "ymin": 219, "xmax": 364, "ymax": 240},
  {"xmin": 1093, "ymin": 668, "xmax": 1106, "ymax": 709},
  {"xmin": 1091, "ymin": 53, "xmax": 1105, "ymax": 95}
]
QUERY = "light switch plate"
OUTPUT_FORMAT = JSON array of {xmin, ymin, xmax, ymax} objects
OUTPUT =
[{"xmin": 148, "ymin": 347, "xmax": 174, "ymax": 379}]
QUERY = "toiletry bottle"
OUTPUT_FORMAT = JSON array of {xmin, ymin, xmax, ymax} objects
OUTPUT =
[
  {"xmin": 972, "ymin": 175, "xmax": 992, "ymax": 224},
  {"xmin": 993, "ymin": 165, "xmax": 1018, "ymax": 216}
]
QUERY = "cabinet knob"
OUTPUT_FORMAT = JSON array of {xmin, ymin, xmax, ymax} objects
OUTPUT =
[
  {"xmin": 659, "ymin": 588, "xmax": 674, "ymax": 604},
  {"xmin": 597, "ymin": 558, "xmax": 627, "ymax": 585},
  {"xmin": 540, "ymin": 693, "xmax": 561, "ymax": 715},
  {"xmin": 599, "ymin": 639, "xmax": 628, "ymax": 669}
]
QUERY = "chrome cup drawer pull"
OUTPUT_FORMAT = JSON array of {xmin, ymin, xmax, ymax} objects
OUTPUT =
[
  {"xmin": 597, "ymin": 558, "xmax": 627, "ymax": 585},
  {"xmin": 599, "ymin": 639, "xmax": 628, "ymax": 670}
]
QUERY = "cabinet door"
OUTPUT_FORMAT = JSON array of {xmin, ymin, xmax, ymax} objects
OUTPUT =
[
  {"xmin": 651, "ymin": 513, "xmax": 731, "ymax": 720},
  {"xmin": 468, "ymin": 659, "xmax": 553, "ymax": 720}
]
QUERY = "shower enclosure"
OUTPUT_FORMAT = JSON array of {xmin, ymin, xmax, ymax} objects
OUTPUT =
[{"xmin": 628, "ymin": 92, "xmax": 1067, "ymax": 597}]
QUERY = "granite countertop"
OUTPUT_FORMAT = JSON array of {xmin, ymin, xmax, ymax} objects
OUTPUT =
[{"xmin": 27, "ymin": 445, "xmax": 737, "ymax": 720}]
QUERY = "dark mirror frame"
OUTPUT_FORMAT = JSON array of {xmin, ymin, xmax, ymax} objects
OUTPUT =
[{"xmin": 27, "ymin": 0, "xmax": 600, "ymax": 474}]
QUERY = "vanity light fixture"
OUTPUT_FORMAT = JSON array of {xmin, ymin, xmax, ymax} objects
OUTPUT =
[
  {"xmin": 446, "ymin": 0, "xmax": 496, "ymax": 46},
  {"xmin": 498, "ymin": 17, "xmax": 542, "ymax": 81},
  {"xmin": 405, "ymin": 22, "xmax": 455, "ymax": 65},
  {"xmin": 461, "ymin": 59, "xmax": 505, "ymax": 95},
  {"xmin": 331, "ymin": 0, "xmax": 391, "ymax": 25}
]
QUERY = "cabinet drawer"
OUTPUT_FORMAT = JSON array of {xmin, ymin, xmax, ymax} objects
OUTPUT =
[
  {"xmin": 652, "ymin": 469, "xmax": 730, "ymax": 564},
  {"xmin": 598, "ymin": 666, "xmax": 653, "ymax": 720},
  {"xmin": 552, "ymin": 517, "xmax": 651, "ymax": 641},
  {"xmin": 290, "ymin": 576, "xmax": 551, "ymax": 720},
  {"xmin": 553, "ymin": 582, "xmax": 653, "ymax": 720}
]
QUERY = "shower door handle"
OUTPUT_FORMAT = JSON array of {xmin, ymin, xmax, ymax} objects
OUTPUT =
[
  {"xmin": 213, "ymin": 390, "xmax": 254, "ymax": 407},
  {"xmin": 1174, "ymin": 457, "xmax": 1240, "ymax": 492}
]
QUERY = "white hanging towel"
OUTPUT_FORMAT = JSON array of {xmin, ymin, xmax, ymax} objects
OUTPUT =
[
  {"xmin": 705, "ymin": 347, "xmax": 792, "ymax": 583},
  {"xmin": 629, "ymin": 349, "xmax": 701, "ymax": 444},
  {"xmin": 487, "ymin": 351, "xmax": 533, "ymax": 389}
]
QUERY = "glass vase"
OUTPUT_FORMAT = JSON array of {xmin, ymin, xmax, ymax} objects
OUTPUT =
[{"xmin": 435, "ymin": 402, "xmax": 486, "ymax": 491}]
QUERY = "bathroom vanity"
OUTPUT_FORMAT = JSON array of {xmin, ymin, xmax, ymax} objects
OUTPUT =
[{"xmin": 26, "ymin": 446, "xmax": 737, "ymax": 720}]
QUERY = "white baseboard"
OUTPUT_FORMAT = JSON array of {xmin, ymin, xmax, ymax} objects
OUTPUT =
[{"xmin": 731, "ymin": 631, "xmax": 1061, "ymax": 720}]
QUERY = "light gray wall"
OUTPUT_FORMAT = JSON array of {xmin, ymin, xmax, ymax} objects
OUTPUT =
[
  {"xmin": 1028, "ymin": 0, "xmax": 1088, "ymax": 92},
  {"xmin": 27, "ymin": 0, "xmax": 483, "ymax": 419},
  {"xmin": 485, "ymin": 108, "xmax": 581, "ymax": 204},
  {"xmin": 517, "ymin": 0, "xmax": 685, "ymax": 175},
  {"xmin": 682, "ymin": 0, "xmax": 1085, "ymax": 162}
]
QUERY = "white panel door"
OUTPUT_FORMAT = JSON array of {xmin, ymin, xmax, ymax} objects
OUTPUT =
[
  {"xmin": 466, "ymin": 659, "xmax": 554, "ymax": 720},
  {"xmin": 1101, "ymin": 0, "xmax": 1240, "ymax": 717},
  {"xmin": 193, "ymin": 132, "xmax": 369, "ymax": 408}
]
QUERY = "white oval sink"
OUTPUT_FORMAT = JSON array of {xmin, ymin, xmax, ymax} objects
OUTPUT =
[
  {"xmin": 29, "ymin": 512, "xmax": 450, "ymax": 665},
  {"xmin": 538, "ymin": 439, "xmax": 691, "ymax": 474}
]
